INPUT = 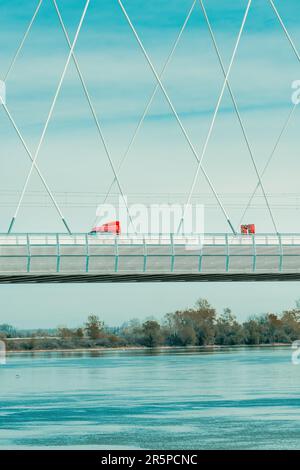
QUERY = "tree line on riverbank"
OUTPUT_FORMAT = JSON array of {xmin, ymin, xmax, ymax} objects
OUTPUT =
[{"xmin": 1, "ymin": 298, "xmax": 300, "ymax": 350}]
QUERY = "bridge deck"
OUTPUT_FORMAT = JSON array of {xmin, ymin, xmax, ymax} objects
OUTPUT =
[{"xmin": 0, "ymin": 233, "xmax": 299, "ymax": 282}]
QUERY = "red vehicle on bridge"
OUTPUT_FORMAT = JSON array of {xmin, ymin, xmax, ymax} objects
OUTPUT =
[
  {"xmin": 89, "ymin": 220, "xmax": 121, "ymax": 235},
  {"xmin": 241, "ymin": 224, "xmax": 256, "ymax": 235}
]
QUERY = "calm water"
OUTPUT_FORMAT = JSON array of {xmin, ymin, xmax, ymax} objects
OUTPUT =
[{"xmin": 0, "ymin": 346, "xmax": 300, "ymax": 449}]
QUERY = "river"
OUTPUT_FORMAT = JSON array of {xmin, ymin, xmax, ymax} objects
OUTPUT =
[{"xmin": 0, "ymin": 346, "xmax": 299, "ymax": 449}]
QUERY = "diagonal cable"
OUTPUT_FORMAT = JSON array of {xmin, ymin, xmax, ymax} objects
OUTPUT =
[
  {"xmin": 238, "ymin": 104, "xmax": 297, "ymax": 227},
  {"xmin": 52, "ymin": 0, "xmax": 136, "ymax": 234},
  {"xmin": 102, "ymin": 0, "xmax": 197, "ymax": 207},
  {"xmin": 117, "ymin": 0, "xmax": 236, "ymax": 234},
  {"xmin": 1, "ymin": 0, "xmax": 71, "ymax": 233},
  {"xmin": 0, "ymin": 98, "xmax": 72, "ymax": 232},
  {"xmin": 177, "ymin": 0, "xmax": 253, "ymax": 233},
  {"xmin": 3, "ymin": 0, "xmax": 43, "ymax": 82},
  {"xmin": 269, "ymin": 0, "xmax": 300, "ymax": 63},
  {"xmin": 239, "ymin": 0, "xmax": 300, "ymax": 227},
  {"xmin": 180, "ymin": 0, "xmax": 276, "ymax": 234},
  {"xmin": 194, "ymin": 0, "xmax": 278, "ymax": 234},
  {"xmin": 7, "ymin": 0, "xmax": 91, "ymax": 234}
]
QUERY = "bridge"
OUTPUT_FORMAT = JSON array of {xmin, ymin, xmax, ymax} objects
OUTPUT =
[
  {"xmin": 0, "ymin": 233, "xmax": 300, "ymax": 283},
  {"xmin": 1, "ymin": 1, "xmax": 299, "ymax": 283}
]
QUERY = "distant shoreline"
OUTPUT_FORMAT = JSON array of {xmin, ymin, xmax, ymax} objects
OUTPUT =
[
  {"xmin": 3, "ymin": 301, "xmax": 299, "ymax": 354},
  {"xmin": 5, "ymin": 343, "xmax": 292, "ymax": 355}
]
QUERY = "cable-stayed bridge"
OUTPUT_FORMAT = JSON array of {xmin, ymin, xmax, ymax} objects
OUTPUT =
[{"xmin": 1, "ymin": 1, "xmax": 300, "ymax": 282}]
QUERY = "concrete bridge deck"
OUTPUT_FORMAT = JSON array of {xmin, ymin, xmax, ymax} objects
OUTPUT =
[{"xmin": 0, "ymin": 233, "xmax": 299, "ymax": 282}]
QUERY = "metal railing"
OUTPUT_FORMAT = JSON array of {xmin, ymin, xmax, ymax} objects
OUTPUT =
[{"xmin": 0, "ymin": 233, "xmax": 299, "ymax": 275}]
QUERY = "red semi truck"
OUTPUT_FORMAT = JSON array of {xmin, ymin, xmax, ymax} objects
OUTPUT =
[
  {"xmin": 89, "ymin": 221, "xmax": 121, "ymax": 235},
  {"xmin": 241, "ymin": 224, "xmax": 255, "ymax": 235}
]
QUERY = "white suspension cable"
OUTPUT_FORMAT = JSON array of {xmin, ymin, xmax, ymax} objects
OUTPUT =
[
  {"xmin": 53, "ymin": 0, "xmax": 136, "ymax": 234},
  {"xmin": 2, "ymin": 0, "xmax": 70, "ymax": 233},
  {"xmin": 238, "ymin": 104, "xmax": 297, "ymax": 227},
  {"xmin": 8, "ymin": 0, "xmax": 91, "ymax": 234},
  {"xmin": 177, "ymin": 0, "xmax": 252, "ymax": 234},
  {"xmin": 4, "ymin": 0, "xmax": 43, "ymax": 82},
  {"xmin": 238, "ymin": 0, "xmax": 300, "ymax": 227},
  {"xmin": 102, "ymin": 0, "xmax": 197, "ymax": 207},
  {"xmin": 1, "ymin": 99, "xmax": 70, "ymax": 228},
  {"xmin": 117, "ymin": 0, "xmax": 236, "ymax": 234},
  {"xmin": 269, "ymin": 0, "xmax": 300, "ymax": 62},
  {"xmin": 195, "ymin": 0, "xmax": 278, "ymax": 235}
]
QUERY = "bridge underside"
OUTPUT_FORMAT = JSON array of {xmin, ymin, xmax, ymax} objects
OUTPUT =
[{"xmin": 0, "ymin": 272, "xmax": 300, "ymax": 283}]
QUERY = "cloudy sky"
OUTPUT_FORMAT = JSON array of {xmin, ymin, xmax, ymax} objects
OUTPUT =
[{"xmin": 1, "ymin": 0, "xmax": 300, "ymax": 328}]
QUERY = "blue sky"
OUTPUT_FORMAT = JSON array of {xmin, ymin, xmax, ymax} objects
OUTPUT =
[
  {"xmin": 1, "ymin": 281, "xmax": 300, "ymax": 329},
  {"xmin": 1, "ymin": 0, "xmax": 300, "ymax": 233},
  {"xmin": 1, "ymin": 0, "xmax": 300, "ymax": 327}
]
